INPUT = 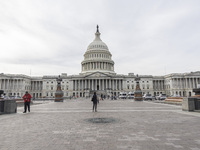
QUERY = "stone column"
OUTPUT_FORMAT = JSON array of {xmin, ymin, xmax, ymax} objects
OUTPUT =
[
  {"xmin": 177, "ymin": 79, "xmax": 179, "ymax": 89},
  {"xmin": 112, "ymin": 79, "xmax": 114, "ymax": 90},
  {"xmin": 84, "ymin": 80, "xmax": 86, "ymax": 90},
  {"xmin": 85, "ymin": 80, "xmax": 87, "ymax": 90},
  {"xmin": 102, "ymin": 79, "xmax": 104, "ymax": 90},
  {"xmin": 111, "ymin": 79, "xmax": 113, "ymax": 90},
  {"xmin": 196, "ymin": 78, "xmax": 198, "ymax": 88},
  {"xmin": 88, "ymin": 79, "xmax": 90, "ymax": 90},
  {"xmin": 6, "ymin": 79, "xmax": 9, "ymax": 90},
  {"xmin": 115, "ymin": 80, "xmax": 116, "ymax": 90},
  {"xmin": 12, "ymin": 80, "xmax": 14, "ymax": 90},
  {"xmin": 188, "ymin": 78, "xmax": 190, "ymax": 89},
  {"xmin": 79, "ymin": 80, "xmax": 81, "ymax": 91},
  {"xmin": 155, "ymin": 80, "xmax": 158, "ymax": 90},
  {"xmin": 99, "ymin": 79, "xmax": 101, "ymax": 90},
  {"xmin": 4, "ymin": 79, "xmax": 7, "ymax": 89},
  {"xmin": 193, "ymin": 78, "xmax": 195, "ymax": 88},
  {"xmin": 179, "ymin": 78, "xmax": 181, "ymax": 89},
  {"xmin": 189, "ymin": 78, "xmax": 191, "ymax": 88},
  {"xmin": 160, "ymin": 80, "xmax": 162, "ymax": 90},
  {"xmin": 119, "ymin": 80, "xmax": 121, "ymax": 90},
  {"xmin": 185, "ymin": 78, "xmax": 187, "ymax": 89},
  {"xmin": 113, "ymin": 80, "xmax": 115, "ymax": 90},
  {"xmin": 75, "ymin": 80, "xmax": 77, "ymax": 91},
  {"xmin": 2, "ymin": 79, "xmax": 4, "ymax": 90},
  {"xmin": 36, "ymin": 81, "xmax": 38, "ymax": 91},
  {"xmin": 82, "ymin": 80, "xmax": 84, "ymax": 91}
]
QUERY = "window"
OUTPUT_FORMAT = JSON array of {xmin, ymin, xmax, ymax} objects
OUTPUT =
[{"xmin": 51, "ymin": 87, "xmax": 53, "ymax": 90}]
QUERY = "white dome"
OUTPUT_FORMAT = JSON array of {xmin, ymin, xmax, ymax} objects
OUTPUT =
[
  {"xmin": 81, "ymin": 25, "xmax": 115, "ymax": 74},
  {"xmin": 87, "ymin": 26, "xmax": 109, "ymax": 51},
  {"xmin": 87, "ymin": 41, "xmax": 108, "ymax": 51}
]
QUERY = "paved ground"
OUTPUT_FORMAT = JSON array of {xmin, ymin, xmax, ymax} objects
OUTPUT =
[{"xmin": 0, "ymin": 98, "xmax": 200, "ymax": 150}]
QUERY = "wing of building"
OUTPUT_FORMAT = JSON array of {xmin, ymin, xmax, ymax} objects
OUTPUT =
[{"xmin": 0, "ymin": 26, "xmax": 200, "ymax": 98}]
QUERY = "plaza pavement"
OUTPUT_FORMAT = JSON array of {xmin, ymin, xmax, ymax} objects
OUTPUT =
[{"xmin": 0, "ymin": 98, "xmax": 200, "ymax": 150}]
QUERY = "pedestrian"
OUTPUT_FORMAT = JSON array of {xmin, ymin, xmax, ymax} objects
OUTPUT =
[
  {"xmin": 101, "ymin": 94, "xmax": 104, "ymax": 101},
  {"xmin": 91, "ymin": 92, "xmax": 98, "ymax": 112},
  {"xmin": 23, "ymin": 91, "xmax": 32, "ymax": 113}
]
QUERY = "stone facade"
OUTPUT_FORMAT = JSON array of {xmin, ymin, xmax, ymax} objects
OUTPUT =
[{"xmin": 0, "ymin": 27, "xmax": 200, "ymax": 98}]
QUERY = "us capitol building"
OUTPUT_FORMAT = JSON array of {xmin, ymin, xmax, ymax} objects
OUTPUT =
[{"xmin": 1, "ymin": 26, "xmax": 200, "ymax": 98}]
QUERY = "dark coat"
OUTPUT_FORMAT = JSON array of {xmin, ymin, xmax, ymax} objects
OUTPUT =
[{"xmin": 92, "ymin": 94, "xmax": 98, "ymax": 104}]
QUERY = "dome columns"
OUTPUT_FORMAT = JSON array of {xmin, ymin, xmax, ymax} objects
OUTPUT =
[{"xmin": 82, "ymin": 62, "xmax": 114, "ymax": 72}]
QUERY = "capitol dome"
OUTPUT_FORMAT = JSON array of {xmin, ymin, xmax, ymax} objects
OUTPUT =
[
  {"xmin": 81, "ymin": 25, "xmax": 115, "ymax": 74},
  {"xmin": 87, "ymin": 27, "xmax": 109, "ymax": 51}
]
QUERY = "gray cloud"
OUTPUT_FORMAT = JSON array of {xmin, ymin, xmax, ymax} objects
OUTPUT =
[{"xmin": 0, "ymin": 0, "xmax": 200, "ymax": 76}]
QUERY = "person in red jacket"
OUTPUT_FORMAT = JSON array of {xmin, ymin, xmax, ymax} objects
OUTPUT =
[{"xmin": 23, "ymin": 91, "xmax": 32, "ymax": 113}]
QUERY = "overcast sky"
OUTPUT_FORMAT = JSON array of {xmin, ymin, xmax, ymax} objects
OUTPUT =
[{"xmin": 0, "ymin": 0, "xmax": 199, "ymax": 76}]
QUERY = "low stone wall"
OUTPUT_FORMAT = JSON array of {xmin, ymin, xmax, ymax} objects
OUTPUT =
[{"xmin": 164, "ymin": 97, "xmax": 183, "ymax": 105}]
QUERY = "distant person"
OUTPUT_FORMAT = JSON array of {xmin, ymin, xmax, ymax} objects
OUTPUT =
[
  {"xmin": 101, "ymin": 94, "xmax": 104, "ymax": 101},
  {"xmin": 91, "ymin": 92, "xmax": 98, "ymax": 112},
  {"xmin": 23, "ymin": 91, "xmax": 32, "ymax": 113}
]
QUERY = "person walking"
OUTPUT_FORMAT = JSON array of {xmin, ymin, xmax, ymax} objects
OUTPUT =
[
  {"xmin": 91, "ymin": 92, "xmax": 98, "ymax": 112},
  {"xmin": 23, "ymin": 91, "xmax": 32, "ymax": 113}
]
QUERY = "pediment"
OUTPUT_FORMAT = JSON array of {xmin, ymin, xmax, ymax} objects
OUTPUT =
[{"xmin": 85, "ymin": 72, "xmax": 111, "ymax": 78}]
